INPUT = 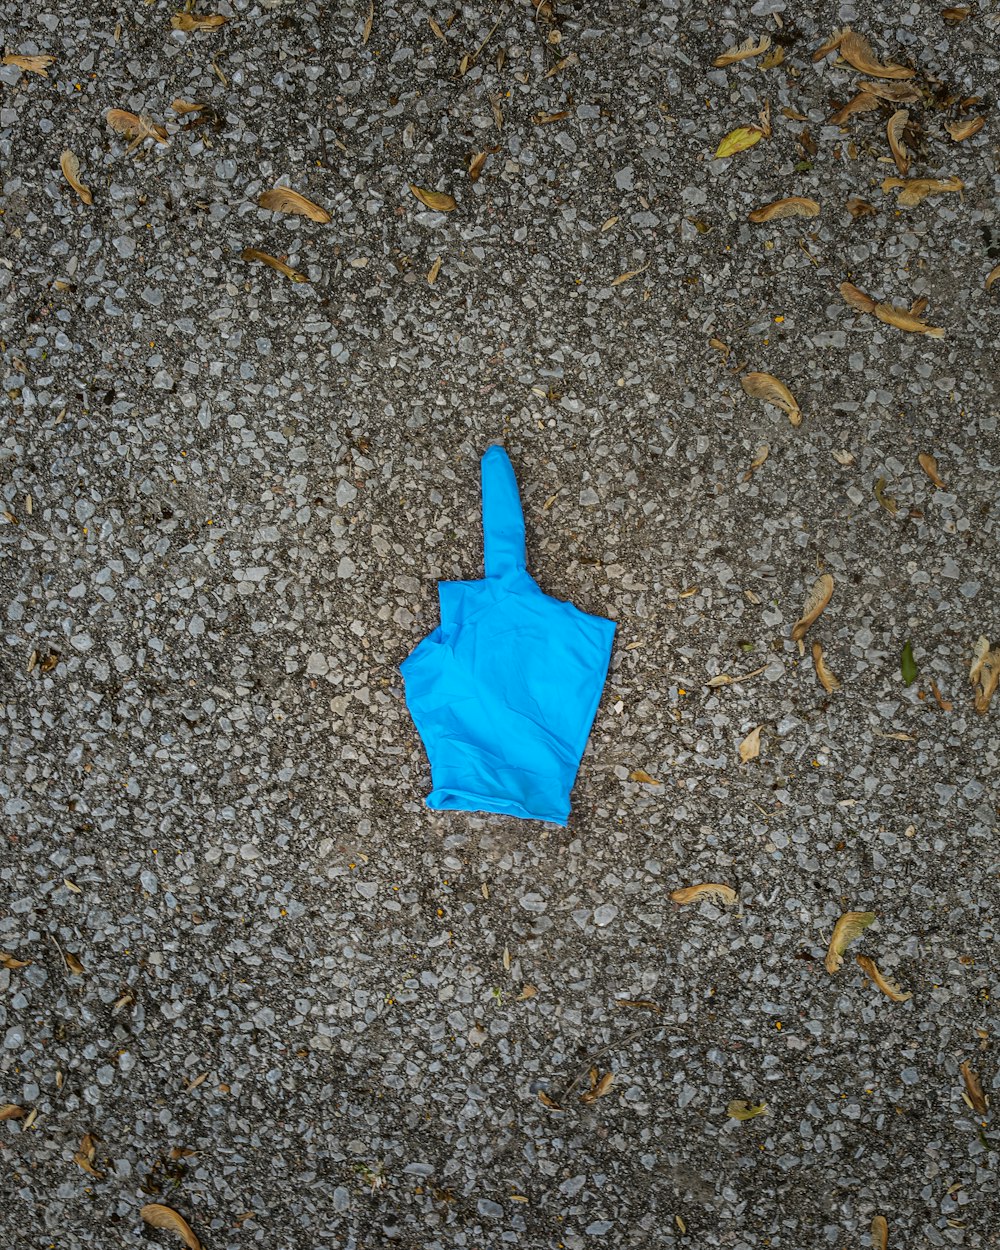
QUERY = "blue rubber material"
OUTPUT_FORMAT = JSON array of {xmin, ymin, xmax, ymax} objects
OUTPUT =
[{"xmin": 401, "ymin": 446, "xmax": 616, "ymax": 825}]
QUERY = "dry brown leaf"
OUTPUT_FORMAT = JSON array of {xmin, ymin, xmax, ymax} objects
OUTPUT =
[
  {"xmin": 258, "ymin": 187, "xmax": 330, "ymax": 223},
  {"xmin": 715, "ymin": 126, "xmax": 765, "ymax": 158},
  {"xmin": 426, "ymin": 256, "xmax": 442, "ymax": 285},
  {"xmin": 812, "ymin": 642, "xmax": 841, "ymax": 692},
  {"xmin": 871, "ymin": 1216, "xmax": 889, "ymax": 1250},
  {"xmin": 918, "ymin": 453, "xmax": 946, "ymax": 489},
  {"xmin": 532, "ymin": 109, "xmax": 570, "ymax": 125},
  {"xmin": 986, "ymin": 264, "xmax": 1000, "ymax": 291},
  {"xmin": 887, "ymin": 110, "xmax": 910, "ymax": 174},
  {"xmin": 59, "ymin": 151, "xmax": 92, "ymax": 205},
  {"xmin": 930, "ymin": 679, "xmax": 953, "ymax": 711},
  {"xmin": 170, "ymin": 99, "xmax": 205, "ymax": 114},
  {"xmin": 839, "ymin": 27, "xmax": 914, "ymax": 78},
  {"xmin": 812, "ymin": 27, "xmax": 847, "ymax": 60},
  {"xmin": 830, "ymin": 93, "xmax": 881, "ymax": 125},
  {"xmin": 959, "ymin": 1060, "xmax": 989, "ymax": 1115},
  {"xmin": 874, "ymin": 301, "xmax": 944, "ymax": 337},
  {"xmin": 140, "ymin": 1205, "xmax": 202, "ymax": 1250},
  {"xmin": 857, "ymin": 79, "xmax": 922, "ymax": 102},
  {"xmin": 824, "ymin": 910, "xmax": 875, "ymax": 974},
  {"xmin": 881, "ymin": 175, "xmax": 963, "ymax": 205},
  {"xmin": 846, "ymin": 197, "xmax": 876, "ymax": 218},
  {"xmin": 946, "ymin": 116, "xmax": 985, "ymax": 142},
  {"xmin": 362, "ymin": 0, "xmax": 374, "ymax": 45},
  {"xmin": 748, "ymin": 196, "xmax": 820, "ymax": 223},
  {"xmin": 713, "ymin": 34, "xmax": 772, "ymax": 67},
  {"xmin": 65, "ymin": 952, "xmax": 85, "ymax": 976},
  {"xmin": 628, "ymin": 769, "xmax": 660, "ymax": 785},
  {"xmin": 791, "ymin": 574, "xmax": 834, "ymax": 642},
  {"xmin": 0, "ymin": 1104, "xmax": 25, "ymax": 1120},
  {"xmin": 2, "ymin": 53, "xmax": 56, "ymax": 75},
  {"xmin": 741, "ymin": 372, "xmax": 800, "ymax": 426},
  {"xmin": 74, "ymin": 1133, "xmax": 103, "ymax": 1178},
  {"xmin": 839, "ymin": 281, "xmax": 877, "ymax": 312},
  {"xmin": 408, "ymin": 184, "xmax": 457, "ymax": 212},
  {"xmin": 171, "ymin": 13, "xmax": 227, "ymax": 31},
  {"xmin": 0, "ymin": 952, "xmax": 31, "ymax": 969},
  {"xmin": 727, "ymin": 1099, "xmax": 767, "ymax": 1120},
  {"xmin": 538, "ymin": 1090, "xmax": 562, "ymax": 1110},
  {"xmin": 241, "ymin": 248, "xmax": 308, "ymax": 283},
  {"xmin": 970, "ymin": 638, "xmax": 1000, "ymax": 715},
  {"xmin": 942, "ymin": 5, "xmax": 971, "ymax": 21},
  {"xmin": 738, "ymin": 725, "xmax": 762, "ymax": 763},
  {"xmin": 468, "ymin": 150, "xmax": 489, "ymax": 181},
  {"xmin": 579, "ymin": 1071, "xmax": 615, "ymax": 1104},
  {"xmin": 856, "ymin": 955, "xmax": 912, "ymax": 1002},
  {"xmin": 610, "ymin": 264, "xmax": 648, "ymax": 287},
  {"xmin": 670, "ymin": 883, "xmax": 738, "ymax": 906},
  {"xmin": 105, "ymin": 109, "xmax": 168, "ymax": 143}
]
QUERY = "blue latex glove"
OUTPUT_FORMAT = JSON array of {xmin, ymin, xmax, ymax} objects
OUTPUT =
[{"xmin": 401, "ymin": 446, "xmax": 616, "ymax": 825}]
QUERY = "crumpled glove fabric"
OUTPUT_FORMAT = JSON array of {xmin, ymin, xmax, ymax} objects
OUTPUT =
[{"xmin": 401, "ymin": 445, "xmax": 616, "ymax": 825}]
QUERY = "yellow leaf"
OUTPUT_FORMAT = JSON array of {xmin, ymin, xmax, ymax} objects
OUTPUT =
[
  {"xmin": 812, "ymin": 642, "xmax": 841, "ymax": 693},
  {"xmin": 741, "ymin": 372, "xmax": 801, "ymax": 426},
  {"xmin": 946, "ymin": 116, "xmax": 984, "ymax": 142},
  {"xmin": 715, "ymin": 126, "xmax": 764, "ymax": 158},
  {"xmin": 713, "ymin": 34, "xmax": 772, "ymax": 67},
  {"xmin": 727, "ymin": 1099, "xmax": 767, "ymax": 1120},
  {"xmin": 675, "ymin": 1214, "xmax": 687, "ymax": 1233},
  {"xmin": 738, "ymin": 726, "xmax": 762, "ymax": 763},
  {"xmin": 887, "ymin": 109, "xmax": 910, "ymax": 174},
  {"xmin": 856, "ymin": 955, "xmax": 912, "ymax": 1002},
  {"xmin": 258, "ymin": 187, "xmax": 330, "ymax": 223},
  {"xmin": 824, "ymin": 910, "xmax": 875, "ymax": 974},
  {"xmin": 426, "ymin": 256, "xmax": 442, "ymax": 285},
  {"xmin": 241, "ymin": 248, "xmax": 308, "ymax": 283},
  {"xmin": 60, "ymin": 151, "xmax": 92, "ymax": 205},
  {"xmin": 139, "ymin": 1204, "xmax": 202, "ymax": 1250},
  {"xmin": 670, "ymin": 883, "xmax": 738, "ymax": 906},
  {"xmin": 747, "ymin": 196, "xmax": 820, "ymax": 223},
  {"xmin": 408, "ymin": 184, "xmax": 457, "ymax": 212},
  {"xmin": 628, "ymin": 769, "xmax": 660, "ymax": 785},
  {"xmin": 839, "ymin": 27, "xmax": 914, "ymax": 78},
  {"xmin": 874, "ymin": 476, "xmax": 898, "ymax": 515},
  {"xmin": 171, "ymin": 14, "xmax": 226, "ymax": 31},
  {"xmin": 918, "ymin": 453, "xmax": 945, "ymax": 489},
  {"xmin": 959, "ymin": 1060, "xmax": 989, "ymax": 1115},
  {"xmin": 881, "ymin": 175, "xmax": 963, "ymax": 206},
  {"xmin": 2, "ymin": 53, "xmax": 56, "ymax": 76},
  {"xmin": 871, "ymin": 1215, "xmax": 888, "ymax": 1250}
]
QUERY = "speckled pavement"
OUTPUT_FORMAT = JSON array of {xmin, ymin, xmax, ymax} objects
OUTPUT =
[{"xmin": 1, "ymin": 1, "xmax": 999, "ymax": 1247}]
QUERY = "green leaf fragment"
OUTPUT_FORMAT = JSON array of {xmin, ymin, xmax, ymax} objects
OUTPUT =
[{"xmin": 901, "ymin": 640, "xmax": 918, "ymax": 687}]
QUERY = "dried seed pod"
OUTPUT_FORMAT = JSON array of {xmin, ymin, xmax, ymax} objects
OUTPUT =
[
  {"xmin": 713, "ymin": 35, "xmax": 771, "ymax": 67},
  {"xmin": 812, "ymin": 642, "xmax": 841, "ymax": 692},
  {"xmin": 258, "ymin": 187, "xmax": 331, "ymax": 223},
  {"xmin": 670, "ymin": 883, "xmax": 738, "ymax": 906},
  {"xmin": 825, "ymin": 911, "xmax": 875, "ymax": 974},
  {"xmin": 747, "ymin": 196, "xmax": 820, "ymax": 222},
  {"xmin": 791, "ymin": 574, "xmax": 834, "ymax": 642},
  {"xmin": 741, "ymin": 372, "xmax": 800, "ymax": 425},
  {"xmin": 59, "ymin": 150, "xmax": 92, "ymax": 205},
  {"xmin": 886, "ymin": 110, "xmax": 911, "ymax": 174},
  {"xmin": 857, "ymin": 955, "xmax": 912, "ymax": 1002}
]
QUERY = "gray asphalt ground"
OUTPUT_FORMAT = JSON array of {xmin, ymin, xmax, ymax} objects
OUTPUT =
[{"xmin": 2, "ymin": 1, "xmax": 999, "ymax": 1247}]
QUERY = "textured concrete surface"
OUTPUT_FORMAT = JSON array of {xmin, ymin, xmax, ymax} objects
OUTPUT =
[{"xmin": 2, "ymin": 1, "xmax": 999, "ymax": 1247}]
